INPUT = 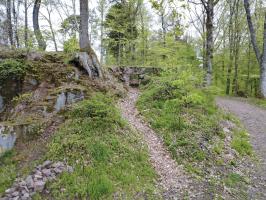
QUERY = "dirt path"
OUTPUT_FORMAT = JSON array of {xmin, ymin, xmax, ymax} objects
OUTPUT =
[
  {"xmin": 216, "ymin": 97, "xmax": 266, "ymax": 199},
  {"xmin": 119, "ymin": 88, "xmax": 202, "ymax": 199}
]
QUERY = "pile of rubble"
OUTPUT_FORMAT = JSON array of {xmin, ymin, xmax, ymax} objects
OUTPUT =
[{"xmin": 1, "ymin": 161, "xmax": 73, "ymax": 200}]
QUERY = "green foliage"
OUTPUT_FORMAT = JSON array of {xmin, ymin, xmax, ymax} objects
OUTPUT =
[
  {"xmin": 0, "ymin": 59, "xmax": 28, "ymax": 84},
  {"xmin": 137, "ymin": 65, "xmax": 221, "ymax": 164},
  {"xmin": 0, "ymin": 151, "xmax": 17, "ymax": 194},
  {"xmin": 137, "ymin": 61, "xmax": 252, "ymax": 196},
  {"xmin": 63, "ymin": 37, "xmax": 79, "ymax": 53},
  {"xmin": 224, "ymin": 173, "xmax": 244, "ymax": 188},
  {"xmin": 46, "ymin": 93, "xmax": 157, "ymax": 199},
  {"xmin": 231, "ymin": 130, "xmax": 252, "ymax": 156}
]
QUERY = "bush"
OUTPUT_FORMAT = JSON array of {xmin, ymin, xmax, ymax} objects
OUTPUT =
[{"xmin": 0, "ymin": 59, "xmax": 27, "ymax": 84}]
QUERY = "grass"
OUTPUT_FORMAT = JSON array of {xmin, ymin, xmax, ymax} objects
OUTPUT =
[
  {"xmin": 44, "ymin": 93, "xmax": 158, "ymax": 199},
  {"xmin": 231, "ymin": 130, "xmax": 252, "ymax": 156},
  {"xmin": 136, "ymin": 64, "xmax": 252, "ymax": 197},
  {"xmin": 137, "ymin": 66, "xmax": 223, "ymax": 165},
  {"xmin": 248, "ymin": 97, "xmax": 266, "ymax": 108},
  {"xmin": 0, "ymin": 151, "xmax": 17, "ymax": 194},
  {"xmin": 224, "ymin": 173, "xmax": 244, "ymax": 187}
]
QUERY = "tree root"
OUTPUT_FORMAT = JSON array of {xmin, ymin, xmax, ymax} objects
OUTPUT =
[{"xmin": 75, "ymin": 51, "xmax": 102, "ymax": 78}]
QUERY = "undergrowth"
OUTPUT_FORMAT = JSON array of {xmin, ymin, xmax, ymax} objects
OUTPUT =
[
  {"xmin": 44, "ymin": 93, "xmax": 157, "ymax": 199},
  {"xmin": 137, "ymin": 65, "xmax": 252, "ymax": 197},
  {"xmin": 0, "ymin": 151, "xmax": 17, "ymax": 194}
]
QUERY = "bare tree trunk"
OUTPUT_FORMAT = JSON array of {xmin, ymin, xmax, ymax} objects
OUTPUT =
[
  {"xmin": 261, "ymin": 14, "xmax": 266, "ymax": 97},
  {"xmin": 79, "ymin": 0, "xmax": 89, "ymax": 51},
  {"xmin": 244, "ymin": 0, "xmax": 266, "ymax": 97},
  {"xmin": 246, "ymin": 40, "xmax": 251, "ymax": 92},
  {"xmin": 99, "ymin": 0, "xmax": 105, "ymax": 64},
  {"xmin": 33, "ymin": 0, "xmax": 46, "ymax": 50},
  {"xmin": 232, "ymin": 0, "xmax": 241, "ymax": 95},
  {"xmin": 13, "ymin": 0, "xmax": 20, "ymax": 48},
  {"xmin": 44, "ymin": 7, "xmax": 58, "ymax": 51},
  {"xmin": 6, "ymin": 0, "xmax": 13, "ymax": 46},
  {"xmin": 24, "ymin": 0, "xmax": 28, "ymax": 48},
  {"xmin": 205, "ymin": 1, "xmax": 214, "ymax": 86},
  {"xmin": 77, "ymin": 0, "xmax": 102, "ymax": 78}
]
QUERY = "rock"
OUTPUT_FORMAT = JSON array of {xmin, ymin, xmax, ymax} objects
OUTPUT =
[
  {"xmin": 66, "ymin": 91, "xmax": 84, "ymax": 104},
  {"xmin": 67, "ymin": 166, "xmax": 74, "ymax": 173},
  {"xmin": 42, "ymin": 169, "xmax": 52, "ymax": 177},
  {"xmin": 35, "ymin": 170, "xmax": 42, "ymax": 176},
  {"xmin": 42, "ymin": 160, "xmax": 52, "ymax": 168},
  {"xmin": 0, "ymin": 124, "xmax": 17, "ymax": 155},
  {"xmin": 54, "ymin": 167, "xmax": 63, "ymax": 174},
  {"xmin": 27, "ymin": 52, "xmax": 43, "ymax": 61},
  {"xmin": 21, "ymin": 192, "xmax": 30, "ymax": 200},
  {"xmin": 2, "ymin": 161, "xmax": 73, "ymax": 199},
  {"xmin": 34, "ymin": 181, "xmax": 45, "ymax": 192},
  {"xmin": 54, "ymin": 92, "xmax": 66, "ymax": 111},
  {"xmin": 25, "ymin": 176, "xmax": 34, "ymax": 188},
  {"xmin": 19, "ymin": 180, "xmax": 27, "ymax": 186},
  {"xmin": 5, "ymin": 188, "xmax": 15, "ymax": 194},
  {"xmin": 52, "ymin": 162, "xmax": 64, "ymax": 168},
  {"xmin": 11, "ymin": 191, "xmax": 19, "ymax": 197}
]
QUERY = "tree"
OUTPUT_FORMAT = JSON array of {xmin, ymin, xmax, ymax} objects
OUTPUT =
[
  {"xmin": 6, "ymin": 0, "xmax": 13, "ymax": 46},
  {"xmin": 33, "ymin": 0, "xmax": 46, "ymax": 50},
  {"xmin": 188, "ymin": 0, "xmax": 219, "ymax": 85},
  {"xmin": 97, "ymin": 0, "xmax": 108, "ymax": 64},
  {"xmin": 24, "ymin": 0, "xmax": 29, "ymax": 47},
  {"xmin": 41, "ymin": 0, "xmax": 58, "ymax": 51},
  {"xmin": 76, "ymin": 0, "xmax": 102, "ymax": 78},
  {"xmin": 244, "ymin": 0, "xmax": 266, "ymax": 97}
]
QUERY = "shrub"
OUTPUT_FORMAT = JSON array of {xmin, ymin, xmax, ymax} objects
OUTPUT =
[{"xmin": 0, "ymin": 59, "xmax": 27, "ymax": 84}]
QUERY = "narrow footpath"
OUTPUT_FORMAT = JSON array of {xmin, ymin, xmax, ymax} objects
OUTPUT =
[{"xmin": 119, "ymin": 88, "xmax": 202, "ymax": 199}]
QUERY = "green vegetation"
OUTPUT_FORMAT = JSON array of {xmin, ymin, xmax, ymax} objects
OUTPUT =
[
  {"xmin": 0, "ymin": 59, "xmax": 28, "ymax": 84},
  {"xmin": 45, "ymin": 93, "xmax": 157, "ymax": 199},
  {"xmin": 137, "ymin": 65, "xmax": 223, "ymax": 165},
  {"xmin": 231, "ymin": 130, "xmax": 252, "ymax": 156},
  {"xmin": 136, "ymin": 54, "xmax": 252, "ymax": 195},
  {"xmin": 225, "ymin": 173, "xmax": 245, "ymax": 188},
  {"xmin": 0, "ymin": 151, "xmax": 17, "ymax": 194},
  {"xmin": 248, "ymin": 98, "xmax": 266, "ymax": 109},
  {"xmin": 63, "ymin": 37, "xmax": 79, "ymax": 53}
]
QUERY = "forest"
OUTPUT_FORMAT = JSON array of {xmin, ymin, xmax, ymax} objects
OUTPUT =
[{"xmin": 0, "ymin": 0, "xmax": 266, "ymax": 199}]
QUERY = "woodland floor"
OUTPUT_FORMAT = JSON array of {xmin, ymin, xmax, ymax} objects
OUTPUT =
[
  {"xmin": 119, "ymin": 88, "xmax": 204, "ymax": 199},
  {"xmin": 217, "ymin": 97, "xmax": 266, "ymax": 199}
]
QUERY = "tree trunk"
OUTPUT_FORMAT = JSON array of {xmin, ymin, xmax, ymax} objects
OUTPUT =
[
  {"xmin": 24, "ymin": 0, "xmax": 28, "ymax": 48},
  {"xmin": 46, "ymin": 8, "xmax": 58, "ymax": 51},
  {"xmin": 100, "ymin": 1, "xmax": 104, "ymax": 64},
  {"xmin": 78, "ymin": 0, "xmax": 102, "ymax": 78},
  {"xmin": 244, "ymin": 0, "xmax": 266, "ymax": 97},
  {"xmin": 33, "ymin": 0, "xmax": 46, "ymax": 50},
  {"xmin": 79, "ymin": 0, "xmax": 89, "ymax": 51},
  {"xmin": 205, "ymin": 1, "xmax": 214, "ymax": 86},
  {"xmin": 6, "ymin": 0, "xmax": 13, "ymax": 46},
  {"xmin": 260, "ymin": 14, "xmax": 266, "ymax": 96},
  {"xmin": 13, "ymin": 0, "xmax": 20, "ymax": 48}
]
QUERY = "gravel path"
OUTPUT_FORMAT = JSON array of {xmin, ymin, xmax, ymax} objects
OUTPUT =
[
  {"xmin": 216, "ymin": 97, "xmax": 266, "ymax": 199},
  {"xmin": 119, "ymin": 88, "xmax": 200, "ymax": 199}
]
